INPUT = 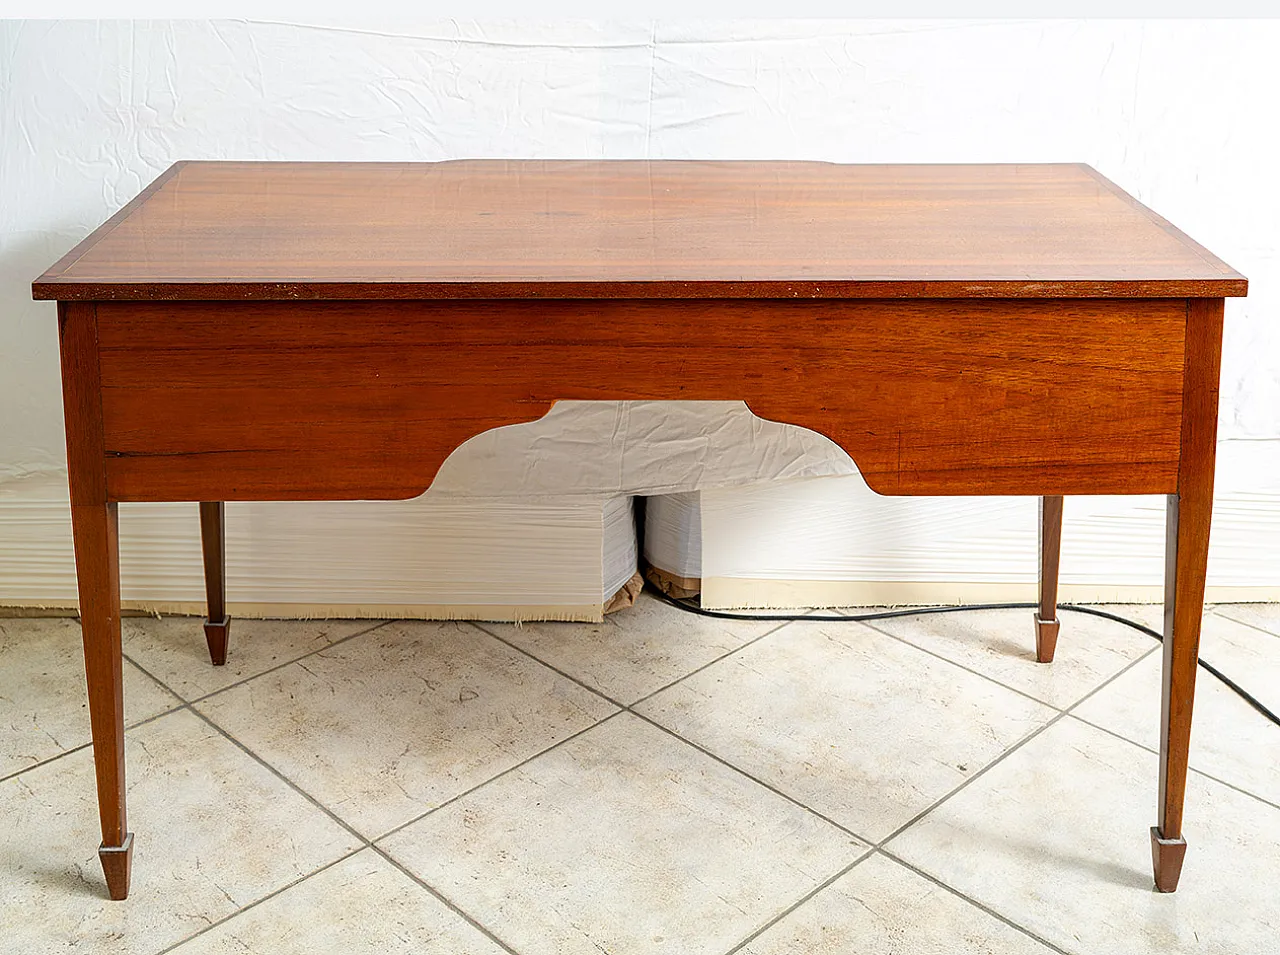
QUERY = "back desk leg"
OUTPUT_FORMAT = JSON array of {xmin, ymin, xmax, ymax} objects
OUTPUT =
[
  {"xmin": 70, "ymin": 501, "xmax": 133, "ymax": 900},
  {"xmin": 199, "ymin": 502, "xmax": 230, "ymax": 666},
  {"xmin": 1034, "ymin": 495, "xmax": 1064, "ymax": 663}
]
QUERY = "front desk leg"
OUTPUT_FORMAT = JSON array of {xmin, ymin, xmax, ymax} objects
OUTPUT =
[
  {"xmin": 1034, "ymin": 495, "xmax": 1064, "ymax": 663},
  {"xmin": 1153, "ymin": 487, "xmax": 1210, "ymax": 892},
  {"xmin": 199, "ymin": 502, "xmax": 230, "ymax": 666},
  {"xmin": 1152, "ymin": 296, "xmax": 1223, "ymax": 893},
  {"xmin": 70, "ymin": 501, "xmax": 133, "ymax": 900}
]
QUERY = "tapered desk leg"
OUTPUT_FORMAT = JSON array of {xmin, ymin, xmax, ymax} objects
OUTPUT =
[
  {"xmin": 1152, "ymin": 297, "xmax": 1223, "ymax": 893},
  {"xmin": 61, "ymin": 301, "xmax": 133, "ymax": 899},
  {"xmin": 70, "ymin": 501, "xmax": 133, "ymax": 900},
  {"xmin": 199, "ymin": 502, "xmax": 230, "ymax": 666},
  {"xmin": 1034, "ymin": 495, "xmax": 1064, "ymax": 663},
  {"xmin": 1153, "ymin": 490, "xmax": 1211, "ymax": 892}
]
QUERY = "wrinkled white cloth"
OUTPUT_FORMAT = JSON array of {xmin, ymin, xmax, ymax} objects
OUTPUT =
[{"xmin": 426, "ymin": 400, "xmax": 857, "ymax": 501}]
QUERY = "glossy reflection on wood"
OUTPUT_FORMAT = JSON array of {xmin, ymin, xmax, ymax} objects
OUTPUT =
[
  {"xmin": 33, "ymin": 161, "xmax": 1245, "ymax": 301},
  {"xmin": 36, "ymin": 162, "xmax": 1245, "ymax": 899}
]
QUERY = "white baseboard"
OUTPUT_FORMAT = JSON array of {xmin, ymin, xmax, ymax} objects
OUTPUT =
[
  {"xmin": 701, "ymin": 577, "xmax": 1280, "ymax": 609},
  {"xmin": 0, "ymin": 600, "xmax": 607, "ymax": 623}
]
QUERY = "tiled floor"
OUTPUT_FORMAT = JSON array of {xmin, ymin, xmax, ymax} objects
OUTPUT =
[{"xmin": 2, "ymin": 596, "xmax": 1279, "ymax": 954}]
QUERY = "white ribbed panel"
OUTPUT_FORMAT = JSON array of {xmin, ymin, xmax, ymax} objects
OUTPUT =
[
  {"xmin": 0, "ymin": 473, "xmax": 637, "ymax": 620},
  {"xmin": 698, "ymin": 439, "xmax": 1280, "ymax": 608},
  {"xmin": 643, "ymin": 493, "xmax": 702, "ymax": 578},
  {"xmin": 601, "ymin": 495, "xmax": 639, "ymax": 597}
]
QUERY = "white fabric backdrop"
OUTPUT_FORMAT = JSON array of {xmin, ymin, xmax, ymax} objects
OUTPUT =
[{"xmin": 2, "ymin": 19, "xmax": 1277, "ymax": 601}]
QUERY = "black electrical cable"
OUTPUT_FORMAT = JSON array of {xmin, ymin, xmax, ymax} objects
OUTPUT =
[{"xmin": 646, "ymin": 585, "xmax": 1280, "ymax": 729}]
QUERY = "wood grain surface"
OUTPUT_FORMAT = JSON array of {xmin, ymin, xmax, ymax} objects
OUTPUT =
[
  {"xmin": 33, "ymin": 161, "xmax": 1246, "ymax": 301},
  {"xmin": 93, "ymin": 296, "xmax": 1188, "ymax": 502}
]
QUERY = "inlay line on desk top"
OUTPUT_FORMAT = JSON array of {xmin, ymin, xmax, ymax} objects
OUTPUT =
[{"xmin": 33, "ymin": 160, "xmax": 1246, "ymax": 301}]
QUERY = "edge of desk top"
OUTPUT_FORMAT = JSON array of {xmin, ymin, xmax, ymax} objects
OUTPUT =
[{"xmin": 33, "ymin": 160, "xmax": 1248, "ymax": 301}]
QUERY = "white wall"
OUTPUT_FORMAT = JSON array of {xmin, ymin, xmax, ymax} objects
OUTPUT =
[{"xmin": 3, "ymin": 19, "xmax": 1278, "ymax": 604}]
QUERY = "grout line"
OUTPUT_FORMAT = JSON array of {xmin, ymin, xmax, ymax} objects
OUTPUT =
[
  {"xmin": 864, "ymin": 667, "xmax": 1280, "ymax": 955},
  {"xmin": 719, "ymin": 850, "xmax": 876, "ymax": 955},
  {"xmin": 1207, "ymin": 607, "xmax": 1280, "ymax": 642},
  {"xmin": 371, "ymin": 847, "xmax": 522, "ymax": 955},
  {"xmin": 0, "ymin": 740, "xmax": 93, "ymax": 784},
  {"xmin": 126, "ymin": 638, "xmax": 624, "ymax": 852},
  {"xmin": 163, "ymin": 621, "xmax": 865, "ymax": 955},
  {"xmin": 152, "ymin": 848, "xmax": 366, "ymax": 955},
  {"xmin": 874, "ymin": 643, "xmax": 1163, "ymax": 851},
  {"xmin": 440, "ymin": 604, "xmax": 1194, "ymax": 955},
  {"xmin": 1066, "ymin": 712, "xmax": 1280, "ymax": 816},
  {"xmin": 124, "ymin": 615, "xmax": 624, "ymax": 954},
  {"xmin": 124, "ymin": 661, "xmax": 370, "ymax": 845},
  {"xmin": 4, "ymin": 616, "xmax": 396, "ymax": 786},
  {"xmin": 629, "ymin": 618, "xmax": 798, "ymax": 708},
  {"xmin": 191, "ymin": 644, "xmax": 532, "ymax": 954},
  {"xmin": 180, "ymin": 618, "xmax": 399, "ymax": 706},
  {"xmin": 858, "ymin": 602, "xmax": 1167, "ymax": 716},
  {"xmin": 628, "ymin": 710, "xmax": 874, "ymax": 845},
  {"xmin": 372, "ymin": 710, "xmax": 625, "ymax": 844},
  {"xmin": 0, "ymin": 690, "xmax": 192, "ymax": 785},
  {"xmin": 121, "ymin": 700, "xmax": 189, "ymax": 731},
  {"xmin": 471, "ymin": 611, "xmax": 798, "ymax": 712},
  {"xmin": 1190, "ymin": 766, "xmax": 1280, "ymax": 815},
  {"xmin": 143, "ymin": 672, "xmax": 529, "ymax": 955},
  {"xmin": 470, "ymin": 606, "xmax": 878, "ymax": 847},
  {"xmin": 847, "ymin": 616, "xmax": 1070, "ymax": 714},
  {"xmin": 722, "ymin": 842, "xmax": 1071, "ymax": 955},
  {"xmin": 876, "ymin": 848, "xmax": 1074, "ymax": 955},
  {"xmin": 1066, "ymin": 711, "xmax": 1164, "ymax": 758},
  {"xmin": 879, "ymin": 713, "xmax": 1072, "ymax": 849},
  {"xmin": 124, "ymin": 654, "xmax": 188, "ymax": 707},
  {"xmin": 727, "ymin": 643, "xmax": 1166, "ymax": 955},
  {"xmin": 464, "ymin": 620, "xmax": 629, "ymax": 710}
]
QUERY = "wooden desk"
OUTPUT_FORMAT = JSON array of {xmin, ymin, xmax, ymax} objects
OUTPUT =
[{"xmin": 33, "ymin": 160, "xmax": 1246, "ymax": 900}]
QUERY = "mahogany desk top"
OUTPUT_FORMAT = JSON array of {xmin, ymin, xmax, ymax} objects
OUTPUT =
[
  {"xmin": 34, "ymin": 160, "xmax": 1244, "ymax": 301},
  {"xmin": 33, "ymin": 160, "xmax": 1245, "ymax": 901}
]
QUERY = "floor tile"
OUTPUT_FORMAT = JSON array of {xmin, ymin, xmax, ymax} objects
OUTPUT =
[
  {"xmin": 1199, "ymin": 612, "xmax": 1280, "ymax": 718},
  {"xmin": 1074, "ymin": 613, "xmax": 1280, "ymax": 803},
  {"xmin": 0, "ymin": 617, "xmax": 178, "ymax": 778},
  {"xmin": 637, "ymin": 621, "xmax": 1057, "ymax": 841},
  {"xmin": 195, "ymin": 621, "xmax": 617, "ymax": 839},
  {"xmin": 741, "ymin": 852, "xmax": 1057, "ymax": 954},
  {"xmin": 168, "ymin": 850, "xmax": 507, "ymax": 955},
  {"xmin": 123, "ymin": 616, "xmax": 381, "ymax": 702},
  {"xmin": 476, "ymin": 591, "xmax": 780, "ymax": 704},
  {"xmin": 889, "ymin": 717, "xmax": 1280, "ymax": 955},
  {"xmin": 380, "ymin": 713, "xmax": 865, "ymax": 955},
  {"xmin": 1210, "ymin": 603, "xmax": 1280, "ymax": 638},
  {"xmin": 0, "ymin": 708, "xmax": 360, "ymax": 955},
  {"xmin": 863, "ymin": 605, "xmax": 1158, "ymax": 710}
]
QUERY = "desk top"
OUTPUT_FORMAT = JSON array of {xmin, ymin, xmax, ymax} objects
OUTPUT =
[{"xmin": 33, "ymin": 160, "xmax": 1245, "ymax": 301}]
